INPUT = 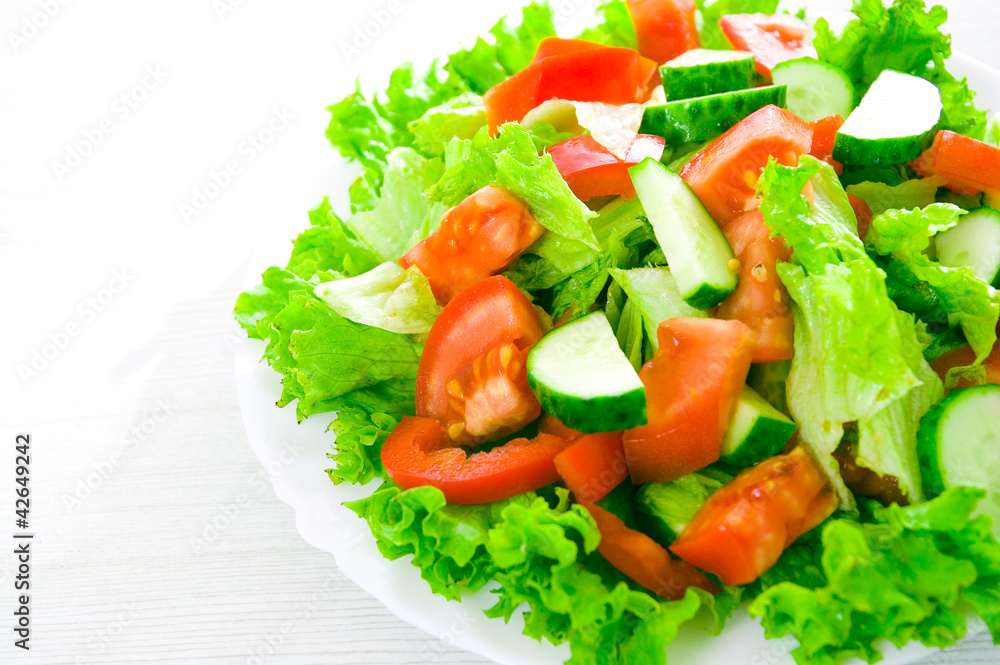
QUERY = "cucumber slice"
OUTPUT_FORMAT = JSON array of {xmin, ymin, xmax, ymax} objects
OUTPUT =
[
  {"xmin": 720, "ymin": 386, "xmax": 797, "ymax": 468},
  {"xmin": 640, "ymin": 85, "xmax": 787, "ymax": 145},
  {"xmin": 917, "ymin": 385, "xmax": 1000, "ymax": 537},
  {"xmin": 634, "ymin": 468, "xmax": 733, "ymax": 546},
  {"xmin": 834, "ymin": 70, "xmax": 942, "ymax": 165},
  {"xmin": 660, "ymin": 49, "xmax": 756, "ymax": 100},
  {"xmin": 629, "ymin": 158, "xmax": 739, "ymax": 309},
  {"xmin": 770, "ymin": 57, "xmax": 855, "ymax": 122},
  {"xmin": 527, "ymin": 312, "xmax": 647, "ymax": 433},
  {"xmin": 934, "ymin": 206, "xmax": 1000, "ymax": 287}
]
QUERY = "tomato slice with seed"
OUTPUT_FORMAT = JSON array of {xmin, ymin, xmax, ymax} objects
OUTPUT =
[
  {"xmin": 714, "ymin": 209, "xmax": 794, "ymax": 362},
  {"xmin": 399, "ymin": 186, "xmax": 544, "ymax": 305},
  {"xmin": 680, "ymin": 104, "xmax": 813, "ymax": 226},
  {"xmin": 670, "ymin": 447, "xmax": 838, "ymax": 585},
  {"xmin": 381, "ymin": 417, "xmax": 573, "ymax": 504},
  {"xmin": 416, "ymin": 276, "xmax": 543, "ymax": 445}
]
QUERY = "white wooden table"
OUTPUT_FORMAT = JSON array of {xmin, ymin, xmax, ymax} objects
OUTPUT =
[{"xmin": 2, "ymin": 1, "xmax": 998, "ymax": 663}]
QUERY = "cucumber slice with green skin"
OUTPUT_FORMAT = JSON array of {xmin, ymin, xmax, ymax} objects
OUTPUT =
[
  {"xmin": 629, "ymin": 158, "xmax": 739, "ymax": 309},
  {"xmin": 770, "ymin": 57, "xmax": 855, "ymax": 123},
  {"xmin": 917, "ymin": 385, "xmax": 1000, "ymax": 538},
  {"xmin": 720, "ymin": 386, "xmax": 797, "ymax": 468},
  {"xmin": 640, "ymin": 85, "xmax": 787, "ymax": 145},
  {"xmin": 934, "ymin": 206, "xmax": 1000, "ymax": 287},
  {"xmin": 527, "ymin": 311, "xmax": 647, "ymax": 433},
  {"xmin": 634, "ymin": 468, "xmax": 733, "ymax": 546},
  {"xmin": 833, "ymin": 70, "xmax": 942, "ymax": 165},
  {"xmin": 660, "ymin": 49, "xmax": 756, "ymax": 100}
]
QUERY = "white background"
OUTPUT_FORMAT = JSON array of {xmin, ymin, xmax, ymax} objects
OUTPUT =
[{"xmin": 1, "ymin": 0, "xmax": 999, "ymax": 663}]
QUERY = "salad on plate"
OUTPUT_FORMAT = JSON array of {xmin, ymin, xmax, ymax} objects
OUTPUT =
[{"xmin": 234, "ymin": 0, "xmax": 1000, "ymax": 663}]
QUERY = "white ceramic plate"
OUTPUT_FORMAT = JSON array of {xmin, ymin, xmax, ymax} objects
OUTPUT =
[{"xmin": 234, "ymin": 53, "xmax": 1000, "ymax": 665}]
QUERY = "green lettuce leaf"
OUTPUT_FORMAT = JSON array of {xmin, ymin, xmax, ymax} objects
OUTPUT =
[
  {"xmin": 313, "ymin": 262, "xmax": 441, "ymax": 335},
  {"xmin": 609, "ymin": 267, "xmax": 707, "ymax": 355},
  {"xmin": 286, "ymin": 199, "xmax": 381, "ymax": 280},
  {"xmin": 345, "ymin": 148, "xmax": 446, "ymax": 262},
  {"xmin": 759, "ymin": 156, "xmax": 937, "ymax": 505},
  {"xmin": 750, "ymin": 487, "xmax": 1000, "ymax": 665},
  {"xmin": 845, "ymin": 177, "xmax": 942, "ymax": 218},
  {"xmin": 866, "ymin": 204, "xmax": 1000, "ymax": 369},
  {"xmin": 346, "ymin": 484, "xmax": 517, "ymax": 600},
  {"xmin": 813, "ymin": 0, "xmax": 987, "ymax": 139},
  {"xmin": 578, "ymin": 0, "xmax": 638, "ymax": 49},
  {"xmin": 265, "ymin": 294, "xmax": 422, "ymax": 420},
  {"xmin": 326, "ymin": 62, "xmax": 469, "ymax": 188},
  {"xmin": 429, "ymin": 125, "xmax": 600, "ymax": 250},
  {"xmin": 326, "ymin": 407, "xmax": 399, "ymax": 486},
  {"xmin": 234, "ymin": 266, "xmax": 322, "ymax": 340},
  {"xmin": 695, "ymin": 0, "xmax": 780, "ymax": 51},
  {"xmin": 408, "ymin": 92, "xmax": 487, "ymax": 156},
  {"xmin": 446, "ymin": 3, "xmax": 556, "ymax": 94}
]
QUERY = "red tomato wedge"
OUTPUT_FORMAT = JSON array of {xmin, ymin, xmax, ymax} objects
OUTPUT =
[
  {"xmin": 483, "ymin": 47, "xmax": 659, "ymax": 133},
  {"xmin": 580, "ymin": 500, "xmax": 720, "ymax": 599},
  {"xmin": 416, "ymin": 276, "xmax": 543, "ymax": 445},
  {"xmin": 381, "ymin": 417, "xmax": 573, "ymax": 504},
  {"xmin": 719, "ymin": 13, "xmax": 817, "ymax": 78},
  {"xmin": 930, "ymin": 341, "xmax": 1000, "ymax": 392},
  {"xmin": 547, "ymin": 134, "xmax": 666, "ymax": 201},
  {"xmin": 623, "ymin": 318, "xmax": 755, "ymax": 484},
  {"xmin": 532, "ymin": 37, "xmax": 608, "ymax": 63},
  {"xmin": 626, "ymin": 0, "xmax": 699, "ymax": 65},
  {"xmin": 400, "ymin": 186, "xmax": 544, "ymax": 305},
  {"xmin": 553, "ymin": 431, "xmax": 628, "ymax": 503},
  {"xmin": 808, "ymin": 114, "xmax": 845, "ymax": 176},
  {"xmin": 680, "ymin": 105, "xmax": 813, "ymax": 226},
  {"xmin": 912, "ymin": 130, "xmax": 1000, "ymax": 197},
  {"xmin": 670, "ymin": 447, "xmax": 838, "ymax": 585},
  {"xmin": 714, "ymin": 209, "xmax": 794, "ymax": 362},
  {"xmin": 848, "ymin": 192, "xmax": 874, "ymax": 240}
]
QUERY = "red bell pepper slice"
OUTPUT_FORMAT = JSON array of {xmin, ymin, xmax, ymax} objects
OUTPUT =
[
  {"xmin": 912, "ymin": 130, "xmax": 1000, "ymax": 197},
  {"xmin": 626, "ymin": 0, "xmax": 700, "ymax": 65},
  {"xmin": 553, "ymin": 431, "xmax": 628, "ymax": 503},
  {"xmin": 719, "ymin": 13, "xmax": 817, "ymax": 78},
  {"xmin": 623, "ymin": 318, "xmax": 755, "ymax": 484},
  {"xmin": 483, "ymin": 47, "xmax": 659, "ymax": 133},
  {"xmin": 381, "ymin": 416, "xmax": 573, "ymax": 505},
  {"xmin": 547, "ymin": 134, "xmax": 666, "ymax": 201}
]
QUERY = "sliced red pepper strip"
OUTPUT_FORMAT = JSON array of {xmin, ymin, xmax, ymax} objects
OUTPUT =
[
  {"xmin": 547, "ymin": 134, "xmax": 666, "ymax": 201},
  {"xmin": 484, "ymin": 47, "xmax": 659, "ymax": 133},
  {"xmin": 912, "ymin": 130, "xmax": 1000, "ymax": 197},
  {"xmin": 581, "ymin": 500, "xmax": 720, "ymax": 599},
  {"xmin": 381, "ymin": 416, "xmax": 573, "ymax": 505},
  {"xmin": 553, "ymin": 432, "xmax": 627, "ymax": 503}
]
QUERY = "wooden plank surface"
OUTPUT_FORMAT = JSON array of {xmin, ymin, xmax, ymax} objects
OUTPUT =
[{"xmin": 1, "ymin": 1, "xmax": 998, "ymax": 664}]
